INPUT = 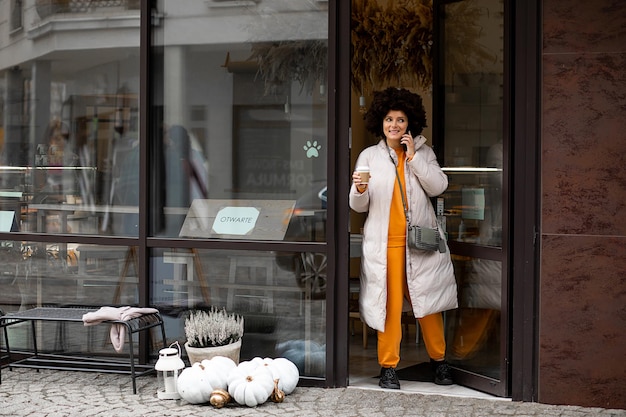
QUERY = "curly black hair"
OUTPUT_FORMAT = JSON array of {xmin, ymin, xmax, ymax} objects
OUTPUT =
[{"xmin": 363, "ymin": 87, "xmax": 427, "ymax": 139}]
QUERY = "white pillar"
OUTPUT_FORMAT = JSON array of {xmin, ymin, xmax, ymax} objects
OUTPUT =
[{"xmin": 163, "ymin": 46, "xmax": 187, "ymax": 127}]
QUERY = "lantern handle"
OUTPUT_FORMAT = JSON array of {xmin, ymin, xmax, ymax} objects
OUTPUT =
[{"xmin": 169, "ymin": 341, "xmax": 181, "ymax": 356}]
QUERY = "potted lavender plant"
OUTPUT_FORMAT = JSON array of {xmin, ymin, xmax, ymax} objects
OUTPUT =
[{"xmin": 183, "ymin": 307, "xmax": 244, "ymax": 365}]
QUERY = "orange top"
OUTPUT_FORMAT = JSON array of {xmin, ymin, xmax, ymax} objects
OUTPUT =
[{"xmin": 388, "ymin": 149, "xmax": 407, "ymax": 248}]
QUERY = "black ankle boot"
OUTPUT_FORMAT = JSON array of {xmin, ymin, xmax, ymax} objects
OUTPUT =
[
  {"xmin": 430, "ymin": 359, "xmax": 453, "ymax": 385},
  {"xmin": 379, "ymin": 367, "xmax": 401, "ymax": 389}
]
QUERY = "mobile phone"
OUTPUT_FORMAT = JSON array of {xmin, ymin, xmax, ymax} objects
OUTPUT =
[{"xmin": 402, "ymin": 130, "xmax": 411, "ymax": 151}]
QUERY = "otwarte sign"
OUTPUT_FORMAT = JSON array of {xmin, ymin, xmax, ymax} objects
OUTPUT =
[
  {"xmin": 179, "ymin": 199, "xmax": 296, "ymax": 240},
  {"xmin": 212, "ymin": 206, "xmax": 260, "ymax": 235}
]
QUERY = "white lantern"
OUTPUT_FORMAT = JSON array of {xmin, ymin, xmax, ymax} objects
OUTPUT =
[{"xmin": 155, "ymin": 341, "xmax": 185, "ymax": 400}]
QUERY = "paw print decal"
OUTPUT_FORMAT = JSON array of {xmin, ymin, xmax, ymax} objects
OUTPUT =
[{"xmin": 304, "ymin": 140, "xmax": 322, "ymax": 158}]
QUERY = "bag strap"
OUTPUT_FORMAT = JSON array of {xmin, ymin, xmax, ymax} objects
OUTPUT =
[
  {"xmin": 389, "ymin": 152, "xmax": 411, "ymax": 225},
  {"xmin": 389, "ymin": 150, "xmax": 438, "ymax": 232}
]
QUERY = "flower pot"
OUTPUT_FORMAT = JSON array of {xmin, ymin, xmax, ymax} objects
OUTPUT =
[{"xmin": 184, "ymin": 339, "xmax": 241, "ymax": 366}]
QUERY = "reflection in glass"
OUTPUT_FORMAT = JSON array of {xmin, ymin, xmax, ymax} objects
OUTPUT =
[
  {"xmin": 151, "ymin": 1, "xmax": 328, "ymax": 242},
  {"xmin": 442, "ymin": 164, "xmax": 502, "ymax": 246},
  {"xmin": 151, "ymin": 248, "xmax": 327, "ymax": 377},
  {"xmin": 0, "ymin": 240, "xmax": 138, "ymax": 311},
  {"xmin": 148, "ymin": 2, "xmax": 329, "ymax": 376},
  {"xmin": 0, "ymin": 239, "xmax": 139, "ymax": 352},
  {"xmin": 439, "ymin": 0, "xmax": 503, "ymax": 245},
  {"xmin": 449, "ymin": 257, "xmax": 501, "ymax": 378},
  {"xmin": 439, "ymin": 0, "xmax": 504, "ymax": 381},
  {"xmin": 0, "ymin": 4, "xmax": 140, "ymax": 236}
]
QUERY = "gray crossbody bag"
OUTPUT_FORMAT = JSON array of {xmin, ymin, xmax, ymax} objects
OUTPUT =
[{"xmin": 393, "ymin": 160, "xmax": 445, "ymax": 253}]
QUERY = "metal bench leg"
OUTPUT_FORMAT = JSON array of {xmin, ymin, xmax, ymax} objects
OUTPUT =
[
  {"xmin": 4, "ymin": 324, "xmax": 10, "ymax": 372},
  {"xmin": 1, "ymin": 322, "xmax": 10, "ymax": 382},
  {"xmin": 54, "ymin": 321, "xmax": 67, "ymax": 352},
  {"xmin": 124, "ymin": 322, "xmax": 138, "ymax": 395},
  {"xmin": 29, "ymin": 321, "xmax": 40, "ymax": 373},
  {"xmin": 2, "ymin": 322, "xmax": 10, "ymax": 348}
]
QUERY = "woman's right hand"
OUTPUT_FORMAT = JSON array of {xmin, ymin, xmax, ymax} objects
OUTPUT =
[{"xmin": 352, "ymin": 171, "xmax": 368, "ymax": 193}]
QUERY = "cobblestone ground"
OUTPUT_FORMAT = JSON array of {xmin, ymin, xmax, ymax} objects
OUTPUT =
[{"xmin": 0, "ymin": 369, "xmax": 624, "ymax": 417}]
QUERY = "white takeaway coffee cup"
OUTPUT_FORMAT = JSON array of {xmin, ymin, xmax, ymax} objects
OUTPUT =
[{"xmin": 356, "ymin": 166, "xmax": 370, "ymax": 184}]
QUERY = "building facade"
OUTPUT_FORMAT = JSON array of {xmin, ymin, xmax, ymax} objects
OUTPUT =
[{"xmin": 0, "ymin": 0, "xmax": 623, "ymax": 408}]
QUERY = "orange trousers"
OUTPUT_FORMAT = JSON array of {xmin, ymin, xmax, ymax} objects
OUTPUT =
[{"xmin": 378, "ymin": 245, "xmax": 447, "ymax": 368}]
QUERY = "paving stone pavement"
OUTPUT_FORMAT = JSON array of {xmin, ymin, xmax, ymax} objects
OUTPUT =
[{"xmin": 0, "ymin": 369, "xmax": 624, "ymax": 417}]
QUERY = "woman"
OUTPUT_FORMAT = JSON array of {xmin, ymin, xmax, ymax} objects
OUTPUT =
[{"xmin": 349, "ymin": 87, "xmax": 457, "ymax": 389}]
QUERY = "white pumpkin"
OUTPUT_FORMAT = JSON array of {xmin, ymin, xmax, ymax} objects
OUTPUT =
[
  {"xmin": 258, "ymin": 357, "xmax": 274, "ymax": 373},
  {"xmin": 227, "ymin": 362, "xmax": 274, "ymax": 407},
  {"xmin": 236, "ymin": 356, "xmax": 265, "ymax": 373},
  {"xmin": 267, "ymin": 357, "xmax": 299, "ymax": 395},
  {"xmin": 200, "ymin": 356, "xmax": 237, "ymax": 390},
  {"xmin": 176, "ymin": 362, "xmax": 214, "ymax": 404}
]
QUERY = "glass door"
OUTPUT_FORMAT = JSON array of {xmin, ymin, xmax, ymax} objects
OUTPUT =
[{"xmin": 434, "ymin": 0, "xmax": 508, "ymax": 396}]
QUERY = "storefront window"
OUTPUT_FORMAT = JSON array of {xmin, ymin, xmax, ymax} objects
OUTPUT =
[
  {"xmin": 150, "ymin": 0, "xmax": 329, "ymax": 378},
  {"xmin": 150, "ymin": 0, "xmax": 328, "ymax": 243},
  {"xmin": 0, "ymin": 239, "xmax": 140, "ymax": 354},
  {"xmin": 0, "ymin": 239, "xmax": 138, "ymax": 309},
  {"xmin": 0, "ymin": 1, "xmax": 141, "ymax": 237},
  {"xmin": 151, "ymin": 247, "xmax": 326, "ymax": 377}
]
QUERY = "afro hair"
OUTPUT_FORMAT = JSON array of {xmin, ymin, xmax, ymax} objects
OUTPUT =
[{"xmin": 363, "ymin": 87, "xmax": 427, "ymax": 139}]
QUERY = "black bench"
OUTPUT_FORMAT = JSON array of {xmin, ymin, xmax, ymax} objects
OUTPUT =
[{"xmin": 0, "ymin": 306, "xmax": 166, "ymax": 394}]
